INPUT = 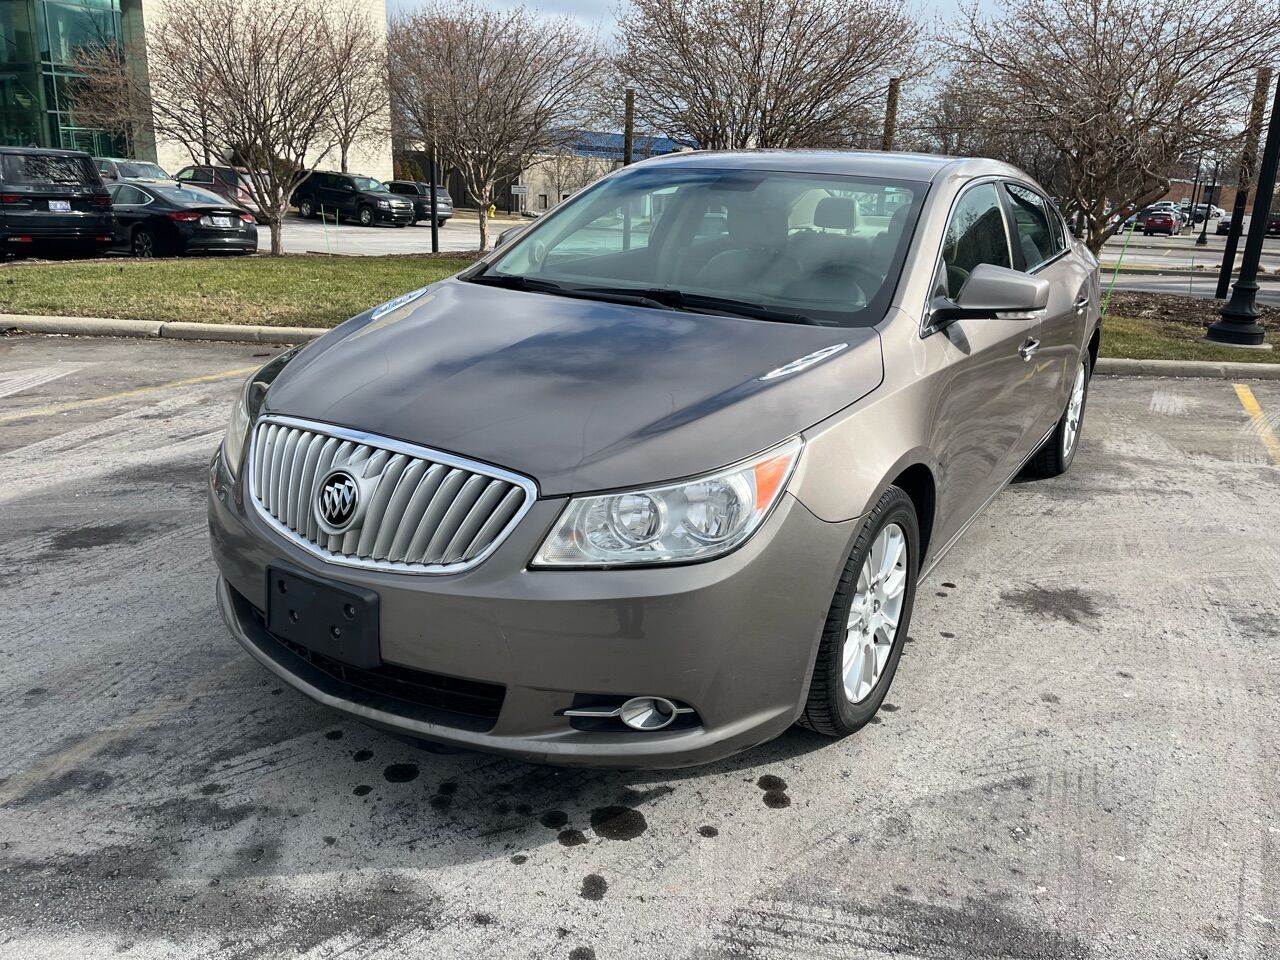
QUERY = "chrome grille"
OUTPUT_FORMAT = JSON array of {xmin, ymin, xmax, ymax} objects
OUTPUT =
[{"xmin": 248, "ymin": 416, "xmax": 535, "ymax": 574}]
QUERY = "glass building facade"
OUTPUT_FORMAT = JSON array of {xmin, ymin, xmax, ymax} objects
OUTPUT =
[{"xmin": 1, "ymin": 0, "xmax": 139, "ymax": 154}]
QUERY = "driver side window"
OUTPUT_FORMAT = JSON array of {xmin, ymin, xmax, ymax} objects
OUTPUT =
[{"xmin": 940, "ymin": 183, "xmax": 1011, "ymax": 299}]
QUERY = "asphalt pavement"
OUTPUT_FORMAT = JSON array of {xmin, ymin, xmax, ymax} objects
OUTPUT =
[
  {"xmin": 259, "ymin": 213, "xmax": 513, "ymax": 256},
  {"xmin": 0, "ymin": 334, "xmax": 1277, "ymax": 960}
]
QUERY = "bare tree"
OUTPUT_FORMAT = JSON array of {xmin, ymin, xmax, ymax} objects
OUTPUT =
[
  {"xmin": 615, "ymin": 0, "xmax": 919, "ymax": 150},
  {"xmin": 147, "ymin": 0, "xmax": 355, "ymax": 254},
  {"xmin": 939, "ymin": 0, "xmax": 1280, "ymax": 253},
  {"xmin": 388, "ymin": 2, "xmax": 603, "ymax": 249},
  {"xmin": 327, "ymin": 4, "xmax": 390, "ymax": 173},
  {"xmin": 67, "ymin": 41, "xmax": 154, "ymax": 157}
]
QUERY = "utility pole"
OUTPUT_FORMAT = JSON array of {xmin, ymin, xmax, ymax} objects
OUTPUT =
[
  {"xmin": 1197, "ymin": 160, "xmax": 1218, "ymax": 246},
  {"xmin": 1208, "ymin": 70, "xmax": 1280, "ymax": 347},
  {"xmin": 881, "ymin": 77, "xmax": 901, "ymax": 152},
  {"xmin": 1216, "ymin": 67, "xmax": 1271, "ymax": 298},
  {"xmin": 1187, "ymin": 155, "xmax": 1202, "ymax": 234},
  {"xmin": 622, "ymin": 87, "xmax": 635, "ymax": 166}
]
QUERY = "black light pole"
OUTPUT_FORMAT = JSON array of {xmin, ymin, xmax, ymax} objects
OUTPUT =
[
  {"xmin": 1197, "ymin": 160, "xmax": 1218, "ymax": 246},
  {"xmin": 427, "ymin": 98, "xmax": 439, "ymax": 254},
  {"xmin": 1208, "ymin": 71, "xmax": 1280, "ymax": 346},
  {"xmin": 1217, "ymin": 67, "xmax": 1271, "ymax": 299}
]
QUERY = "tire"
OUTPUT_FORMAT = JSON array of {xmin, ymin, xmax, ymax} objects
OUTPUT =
[
  {"xmin": 799, "ymin": 485, "xmax": 919, "ymax": 737},
  {"xmin": 1026, "ymin": 352, "xmax": 1091, "ymax": 478},
  {"xmin": 437, "ymin": 218, "xmax": 447, "ymax": 229},
  {"xmin": 131, "ymin": 225, "xmax": 159, "ymax": 258},
  {"xmin": 358, "ymin": 206, "xmax": 375, "ymax": 227},
  {"xmin": 298, "ymin": 197, "xmax": 315, "ymax": 219}
]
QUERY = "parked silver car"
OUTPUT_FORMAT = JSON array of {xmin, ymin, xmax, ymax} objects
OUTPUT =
[{"xmin": 209, "ymin": 151, "xmax": 1100, "ymax": 768}]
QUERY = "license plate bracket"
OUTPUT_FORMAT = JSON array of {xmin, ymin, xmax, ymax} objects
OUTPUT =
[{"xmin": 266, "ymin": 565, "xmax": 380, "ymax": 669}]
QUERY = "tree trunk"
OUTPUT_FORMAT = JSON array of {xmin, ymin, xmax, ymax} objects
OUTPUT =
[
  {"xmin": 340, "ymin": 141, "xmax": 349, "ymax": 173},
  {"xmin": 478, "ymin": 204, "xmax": 489, "ymax": 251},
  {"xmin": 269, "ymin": 217, "xmax": 284, "ymax": 256}
]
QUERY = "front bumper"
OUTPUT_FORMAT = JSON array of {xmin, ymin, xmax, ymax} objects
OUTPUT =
[
  {"xmin": 376, "ymin": 206, "xmax": 414, "ymax": 224},
  {"xmin": 208, "ymin": 450, "xmax": 857, "ymax": 768}
]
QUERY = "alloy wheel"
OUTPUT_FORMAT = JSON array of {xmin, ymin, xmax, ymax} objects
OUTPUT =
[
  {"xmin": 133, "ymin": 230, "xmax": 154, "ymax": 258},
  {"xmin": 359, "ymin": 208, "xmax": 373, "ymax": 226},
  {"xmin": 843, "ymin": 521, "xmax": 907, "ymax": 704},
  {"xmin": 1063, "ymin": 361, "xmax": 1086, "ymax": 458}
]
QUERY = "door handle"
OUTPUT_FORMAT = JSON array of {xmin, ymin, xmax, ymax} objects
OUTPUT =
[
  {"xmin": 1073, "ymin": 294, "xmax": 1090, "ymax": 314},
  {"xmin": 1019, "ymin": 337, "xmax": 1040, "ymax": 361}
]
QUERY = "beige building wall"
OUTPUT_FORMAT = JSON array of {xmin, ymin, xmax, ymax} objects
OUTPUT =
[{"xmin": 140, "ymin": 0, "xmax": 393, "ymax": 181}]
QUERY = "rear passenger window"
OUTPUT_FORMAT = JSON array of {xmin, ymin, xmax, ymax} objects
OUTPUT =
[
  {"xmin": 940, "ymin": 183, "xmax": 1010, "ymax": 299},
  {"xmin": 1004, "ymin": 183, "xmax": 1059, "ymax": 269}
]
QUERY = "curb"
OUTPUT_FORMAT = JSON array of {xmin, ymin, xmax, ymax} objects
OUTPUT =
[
  {"xmin": 4, "ymin": 314, "xmax": 1280, "ymax": 379},
  {"xmin": 1, "ymin": 314, "xmax": 321, "ymax": 345},
  {"xmin": 1094, "ymin": 357, "xmax": 1280, "ymax": 379}
]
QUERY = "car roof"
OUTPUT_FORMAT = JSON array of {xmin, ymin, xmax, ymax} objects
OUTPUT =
[
  {"xmin": 0, "ymin": 145, "xmax": 93, "ymax": 158},
  {"xmin": 630, "ymin": 149, "xmax": 1029, "ymax": 183}
]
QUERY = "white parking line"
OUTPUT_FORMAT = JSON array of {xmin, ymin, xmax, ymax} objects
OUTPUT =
[{"xmin": 0, "ymin": 364, "xmax": 80, "ymax": 401}]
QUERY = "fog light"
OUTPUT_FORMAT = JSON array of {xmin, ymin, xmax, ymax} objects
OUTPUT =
[{"xmin": 619, "ymin": 696, "xmax": 678, "ymax": 730}]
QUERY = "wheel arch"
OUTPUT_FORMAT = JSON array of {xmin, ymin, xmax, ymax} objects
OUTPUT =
[
  {"xmin": 1087, "ymin": 322, "xmax": 1101, "ymax": 370},
  {"xmin": 889, "ymin": 462, "xmax": 936, "ymax": 565}
]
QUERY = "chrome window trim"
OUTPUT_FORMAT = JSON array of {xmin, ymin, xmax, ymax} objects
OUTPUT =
[
  {"xmin": 920, "ymin": 175, "xmax": 1016, "ymax": 338},
  {"xmin": 246, "ymin": 414, "xmax": 539, "ymax": 576}
]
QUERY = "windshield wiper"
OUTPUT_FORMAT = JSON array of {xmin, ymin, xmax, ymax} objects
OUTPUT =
[
  {"xmin": 466, "ymin": 273, "xmax": 670, "ymax": 310},
  {"xmin": 588, "ymin": 286, "xmax": 817, "ymax": 325}
]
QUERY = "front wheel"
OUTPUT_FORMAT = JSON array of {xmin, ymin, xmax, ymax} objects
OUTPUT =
[
  {"xmin": 799, "ymin": 486, "xmax": 919, "ymax": 737},
  {"xmin": 1026, "ymin": 353, "xmax": 1090, "ymax": 478},
  {"xmin": 358, "ymin": 206, "xmax": 375, "ymax": 227}
]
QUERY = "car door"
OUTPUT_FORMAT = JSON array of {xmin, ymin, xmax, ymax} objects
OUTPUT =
[
  {"xmin": 108, "ymin": 183, "xmax": 149, "ymax": 247},
  {"xmin": 925, "ymin": 179, "xmax": 1043, "ymax": 551},
  {"xmin": 1002, "ymin": 181, "xmax": 1091, "ymax": 449}
]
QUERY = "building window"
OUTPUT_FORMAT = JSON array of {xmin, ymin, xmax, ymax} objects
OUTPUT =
[{"xmin": 538, "ymin": 194, "xmax": 548, "ymax": 210}]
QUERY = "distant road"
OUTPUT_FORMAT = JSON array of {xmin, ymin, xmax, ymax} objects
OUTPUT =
[{"xmin": 1108, "ymin": 271, "xmax": 1280, "ymax": 305}]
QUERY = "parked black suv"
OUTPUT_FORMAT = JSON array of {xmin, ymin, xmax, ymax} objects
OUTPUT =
[
  {"xmin": 384, "ymin": 180, "xmax": 454, "ymax": 227},
  {"xmin": 290, "ymin": 171, "xmax": 413, "ymax": 226},
  {"xmin": 1, "ymin": 147, "xmax": 113, "ymax": 257}
]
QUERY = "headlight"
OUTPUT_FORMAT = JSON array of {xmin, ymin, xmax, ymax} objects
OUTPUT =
[
  {"xmin": 532, "ymin": 438, "xmax": 802, "ymax": 568},
  {"xmin": 221, "ymin": 349, "xmax": 297, "ymax": 478},
  {"xmin": 377, "ymin": 199, "xmax": 390, "ymax": 208}
]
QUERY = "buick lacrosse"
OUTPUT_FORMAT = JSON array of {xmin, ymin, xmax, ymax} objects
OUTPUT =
[{"xmin": 209, "ymin": 151, "xmax": 1099, "ymax": 768}]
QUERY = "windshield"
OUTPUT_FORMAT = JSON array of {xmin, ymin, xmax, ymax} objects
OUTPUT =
[
  {"xmin": 119, "ymin": 161, "xmax": 168, "ymax": 179},
  {"xmin": 479, "ymin": 166, "xmax": 923, "ymax": 327},
  {"xmin": 152, "ymin": 185, "xmax": 233, "ymax": 206},
  {"xmin": 352, "ymin": 176, "xmax": 385, "ymax": 192}
]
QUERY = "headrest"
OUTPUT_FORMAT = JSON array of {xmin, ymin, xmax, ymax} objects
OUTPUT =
[{"xmin": 814, "ymin": 197, "xmax": 858, "ymax": 231}]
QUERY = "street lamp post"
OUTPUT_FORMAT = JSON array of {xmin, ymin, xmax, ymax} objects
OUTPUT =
[
  {"xmin": 1197, "ymin": 161, "xmax": 1218, "ymax": 246},
  {"xmin": 1208, "ymin": 71, "xmax": 1280, "ymax": 347},
  {"xmin": 1187, "ymin": 155, "xmax": 1202, "ymax": 234}
]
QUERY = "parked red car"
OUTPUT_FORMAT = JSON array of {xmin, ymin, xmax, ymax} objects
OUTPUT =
[{"xmin": 1143, "ymin": 210, "xmax": 1177, "ymax": 236}]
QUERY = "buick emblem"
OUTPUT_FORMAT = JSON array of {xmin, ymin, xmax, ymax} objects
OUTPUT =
[{"xmin": 315, "ymin": 469, "xmax": 360, "ymax": 534}]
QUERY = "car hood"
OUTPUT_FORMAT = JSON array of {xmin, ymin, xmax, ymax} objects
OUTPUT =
[{"xmin": 264, "ymin": 278, "xmax": 884, "ymax": 495}]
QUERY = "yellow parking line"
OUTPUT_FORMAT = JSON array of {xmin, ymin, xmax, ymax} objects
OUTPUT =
[
  {"xmin": 0, "ymin": 366, "xmax": 256, "ymax": 425},
  {"xmin": 1234, "ymin": 383, "xmax": 1280, "ymax": 466}
]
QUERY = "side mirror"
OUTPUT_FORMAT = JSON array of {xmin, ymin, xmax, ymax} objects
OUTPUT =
[
  {"xmin": 495, "ymin": 225, "xmax": 525, "ymax": 248},
  {"xmin": 931, "ymin": 263, "xmax": 1050, "ymax": 325}
]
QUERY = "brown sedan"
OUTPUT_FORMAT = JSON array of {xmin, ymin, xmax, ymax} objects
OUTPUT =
[{"xmin": 209, "ymin": 151, "xmax": 1100, "ymax": 767}]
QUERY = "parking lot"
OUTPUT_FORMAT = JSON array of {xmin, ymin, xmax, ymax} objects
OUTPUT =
[
  {"xmin": 1, "ymin": 334, "xmax": 1277, "ymax": 960},
  {"xmin": 257, "ymin": 213, "xmax": 501, "ymax": 256}
]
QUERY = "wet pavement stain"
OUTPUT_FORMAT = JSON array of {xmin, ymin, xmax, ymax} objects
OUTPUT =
[
  {"xmin": 1040, "ymin": 692, "xmax": 1061, "ymax": 704},
  {"xmin": 558, "ymin": 829, "xmax": 587, "ymax": 847},
  {"xmin": 590, "ymin": 806, "xmax": 647, "ymax": 841},
  {"xmin": 383, "ymin": 763, "xmax": 419, "ymax": 783},
  {"xmin": 540, "ymin": 810, "xmax": 569, "ymax": 829},
  {"xmin": 941, "ymin": 581, "xmax": 957, "ymax": 588},
  {"xmin": 580, "ymin": 874, "xmax": 608, "ymax": 901},
  {"xmin": 471, "ymin": 913, "xmax": 494, "ymax": 925},
  {"xmin": 1001, "ymin": 586, "xmax": 1101, "ymax": 627},
  {"xmin": 352, "ymin": 749, "xmax": 373, "ymax": 762},
  {"xmin": 352, "ymin": 785, "xmax": 372, "ymax": 797},
  {"xmin": 510, "ymin": 854, "xmax": 528, "ymax": 865},
  {"xmin": 758, "ymin": 774, "xmax": 791, "ymax": 809},
  {"xmin": 881, "ymin": 702, "xmax": 900, "ymax": 712},
  {"xmin": 940, "ymin": 631, "xmax": 956, "ymax": 638},
  {"xmin": 324, "ymin": 730, "xmax": 343, "ymax": 740},
  {"xmin": 698, "ymin": 825, "xmax": 719, "ymax": 838},
  {"xmin": 569, "ymin": 947, "xmax": 597, "ymax": 960}
]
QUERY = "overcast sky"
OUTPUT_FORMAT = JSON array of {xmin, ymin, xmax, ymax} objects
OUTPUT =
[{"xmin": 388, "ymin": 0, "xmax": 972, "ymax": 31}]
